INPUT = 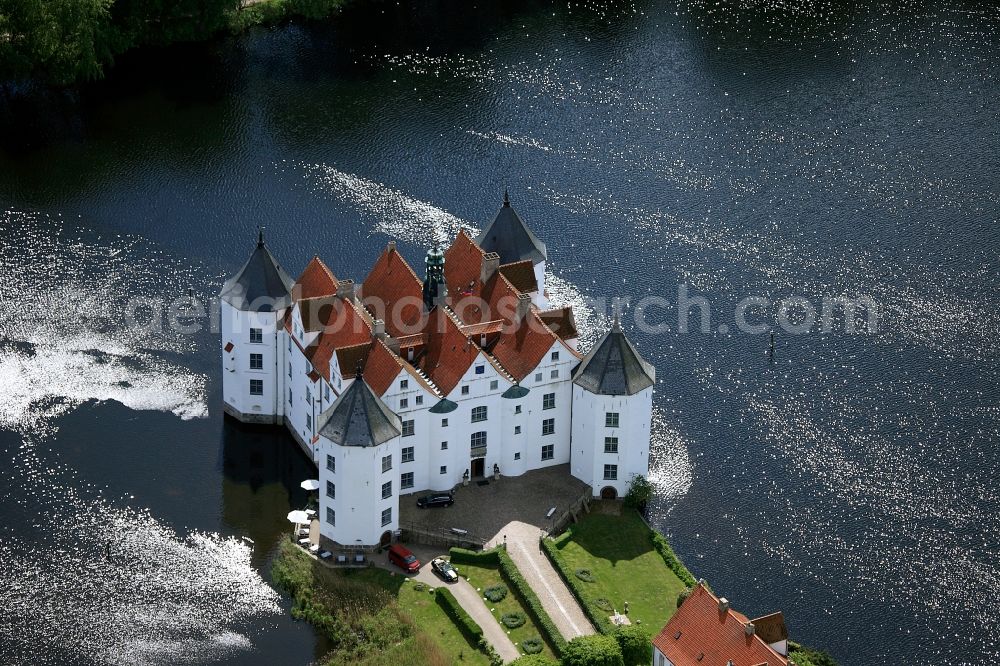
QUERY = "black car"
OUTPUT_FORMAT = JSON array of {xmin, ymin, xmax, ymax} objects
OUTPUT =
[
  {"xmin": 431, "ymin": 557, "xmax": 459, "ymax": 583},
  {"xmin": 416, "ymin": 492, "xmax": 454, "ymax": 508}
]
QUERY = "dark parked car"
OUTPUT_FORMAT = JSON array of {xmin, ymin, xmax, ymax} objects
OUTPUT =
[
  {"xmin": 431, "ymin": 557, "xmax": 459, "ymax": 583},
  {"xmin": 416, "ymin": 492, "xmax": 455, "ymax": 508},
  {"xmin": 387, "ymin": 544, "xmax": 420, "ymax": 573}
]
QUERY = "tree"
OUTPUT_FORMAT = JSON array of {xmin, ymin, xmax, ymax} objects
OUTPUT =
[
  {"xmin": 623, "ymin": 474, "xmax": 653, "ymax": 512},
  {"xmin": 561, "ymin": 634, "xmax": 624, "ymax": 666},
  {"xmin": 0, "ymin": 0, "xmax": 115, "ymax": 85},
  {"xmin": 613, "ymin": 625, "xmax": 652, "ymax": 666},
  {"xmin": 509, "ymin": 656, "xmax": 559, "ymax": 666}
]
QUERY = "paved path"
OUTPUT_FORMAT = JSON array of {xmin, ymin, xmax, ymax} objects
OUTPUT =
[
  {"xmin": 491, "ymin": 521, "xmax": 595, "ymax": 641},
  {"xmin": 377, "ymin": 545, "xmax": 521, "ymax": 663}
]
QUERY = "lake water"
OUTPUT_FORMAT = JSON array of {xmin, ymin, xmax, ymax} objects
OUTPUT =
[{"xmin": 1, "ymin": 1, "xmax": 998, "ymax": 664}]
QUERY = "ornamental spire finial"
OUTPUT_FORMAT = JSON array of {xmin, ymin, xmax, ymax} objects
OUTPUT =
[
  {"xmin": 503, "ymin": 187, "xmax": 510, "ymax": 207},
  {"xmin": 257, "ymin": 226, "xmax": 265, "ymax": 248}
]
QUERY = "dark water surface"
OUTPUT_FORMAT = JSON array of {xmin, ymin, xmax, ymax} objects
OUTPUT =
[{"xmin": 1, "ymin": 1, "xmax": 998, "ymax": 664}]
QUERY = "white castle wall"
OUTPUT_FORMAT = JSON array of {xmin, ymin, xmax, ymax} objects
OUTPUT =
[{"xmin": 221, "ymin": 301, "xmax": 285, "ymax": 424}]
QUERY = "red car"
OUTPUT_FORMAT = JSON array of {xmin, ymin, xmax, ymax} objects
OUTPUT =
[{"xmin": 387, "ymin": 544, "xmax": 420, "ymax": 573}]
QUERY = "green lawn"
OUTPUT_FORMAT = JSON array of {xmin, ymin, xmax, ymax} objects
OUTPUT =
[
  {"xmin": 460, "ymin": 561, "xmax": 558, "ymax": 660},
  {"xmin": 272, "ymin": 541, "xmax": 488, "ymax": 666},
  {"xmin": 547, "ymin": 509, "xmax": 690, "ymax": 631}
]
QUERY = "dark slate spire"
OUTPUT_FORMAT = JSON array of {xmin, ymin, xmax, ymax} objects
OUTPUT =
[
  {"xmin": 318, "ymin": 376, "xmax": 402, "ymax": 448},
  {"xmin": 572, "ymin": 317, "xmax": 655, "ymax": 396},
  {"xmin": 220, "ymin": 230, "xmax": 294, "ymax": 312},
  {"xmin": 476, "ymin": 190, "xmax": 547, "ymax": 266},
  {"xmin": 422, "ymin": 245, "xmax": 447, "ymax": 311}
]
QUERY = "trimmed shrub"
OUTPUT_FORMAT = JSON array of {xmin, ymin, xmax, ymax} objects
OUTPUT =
[
  {"xmin": 484, "ymin": 584, "xmax": 508, "ymax": 603},
  {"xmin": 561, "ymin": 634, "xmax": 625, "ymax": 666},
  {"xmin": 613, "ymin": 625, "xmax": 651, "ymax": 666},
  {"xmin": 676, "ymin": 587, "xmax": 691, "ymax": 608},
  {"xmin": 496, "ymin": 547, "xmax": 567, "ymax": 654},
  {"xmin": 649, "ymin": 531, "xmax": 697, "ymax": 588},
  {"xmin": 434, "ymin": 588, "xmax": 483, "ymax": 644},
  {"xmin": 520, "ymin": 636, "xmax": 545, "ymax": 654},
  {"xmin": 540, "ymin": 538, "xmax": 614, "ymax": 634},
  {"xmin": 449, "ymin": 547, "xmax": 500, "ymax": 567},
  {"xmin": 501, "ymin": 611, "xmax": 526, "ymax": 628},
  {"xmin": 511, "ymin": 654, "xmax": 556, "ymax": 665},
  {"xmin": 574, "ymin": 568, "xmax": 596, "ymax": 583}
]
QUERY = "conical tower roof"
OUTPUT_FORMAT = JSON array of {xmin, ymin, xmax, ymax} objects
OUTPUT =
[
  {"xmin": 476, "ymin": 190, "xmax": 547, "ymax": 266},
  {"xmin": 318, "ymin": 375, "xmax": 402, "ymax": 447},
  {"xmin": 572, "ymin": 319, "xmax": 655, "ymax": 396},
  {"xmin": 220, "ymin": 230, "xmax": 294, "ymax": 312}
]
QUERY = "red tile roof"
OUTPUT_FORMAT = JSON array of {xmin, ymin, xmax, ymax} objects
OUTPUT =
[
  {"xmin": 443, "ymin": 230, "xmax": 484, "ymax": 298},
  {"xmin": 295, "ymin": 256, "xmax": 338, "ymax": 300},
  {"xmin": 652, "ymin": 583, "xmax": 788, "ymax": 666},
  {"xmin": 306, "ymin": 298, "xmax": 374, "ymax": 380},
  {"xmin": 414, "ymin": 307, "xmax": 480, "ymax": 395},
  {"xmin": 490, "ymin": 311, "xmax": 560, "ymax": 382},
  {"xmin": 363, "ymin": 338, "xmax": 405, "ymax": 396},
  {"xmin": 361, "ymin": 242, "xmax": 425, "ymax": 338},
  {"xmin": 498, "ymin": 260, "xmax": 537, "ymax": 293}
]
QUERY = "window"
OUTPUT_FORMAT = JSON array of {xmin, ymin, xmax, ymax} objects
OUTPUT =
[
  {"xmin": 550, "ymin": 369, "xmax": 559, "ymax": 379},
  {"xmin": 441, "ymin": 441, "xmax": 448, "ymax": 450},
  {"xmin": 288, "ymin": 337, "xmax": 291, "ymax": 354},
  {"xmin": 606, "ymin": 412, "xmax": 620, "ymax": 428},
  {"xmin": 514, "ymin": 425, "xmax": 521, "ymax": 434},
  {"xmin": 535, "ymin": 372, "xmax": 543, "ymax": 383},
  {"xmin": 461, "ymin": 385, "xmax": 470, "ymax": 395},
  {"xmin": 382, "ymin": 455, "xmax": 392, "ymax": 473},
  {"xmin": 288, "ymin": 362, "xmax": 292, "ymax": 378},
  {"xmin": 326, "ymin": 455, "xmax": 335, "ymax": 472},
  {"xmin": 515, "ymin": 404, "xmax": 522, "ymax": 414},
  {"xmin": 490, "ymin": 380, "xmax": 498, "ymax": 391},
  {"xmin": 288, "ymin": 388, "xmax": 293, "ymax": 405},
  {"xmin": 250, "ymin": 328, "xmax": 263, "ymax": 343},
  {"xmin": 542, "ymin": 418, "xmax": 555, "ymax": 436},
  {"xmin": 415, "ymin": 395, "xmax": 423, "ymax": 406},
  {"xmin": 471, "ymin": 431, "xmax": 487, "ymax": 452},
  {"xmin": 306, "ymin": 387, "xmax": 311, "ymax": 403},
  {"xmin": 402, "ymin": 420, "xmax": 415, "ymax": 437},
  {"xmin": 381, "ymin": 507, "xmax": 392, "ymax": 526},
  {"xmin": 514, "ymin": 452, "xmax": 521, "ymax": 461},
  {"xmin": 382, "ymin": 480, "xmax": 392, "ymax": 499},
  {"xmin": 402, "ymin": 446, "xmax": 414, "ymax": 463},
  {"xmin": 543, "ymin": 393, "xmax": 555, "ymax": 410},
  {"xmin": 604, "ymin": 437, "xmax": 619, "ymax": 453},
  {"xmin": 326, "ymin": 481, "xmax": 335, "ymax": 499},
  {"xmin": 326, "ymin": 508, "xmax": 335, "ymax": 526},
  {"xmin": 551, "ymin": 351, "xmax": 559, "ymax": 361},
  {"xmin": 604, "ymin": 464, "xmax": 618, "ymax": 480},
  {"xmin": 439, "ymin": 465, "xmax": 447, "ymax": 474},
  {"xmin": 249, "ymin": 379, "xmax": 263, "ymax": 395},
  {"xmin": 471, "ymin": 406, "xmax": 488, "ymax": 423},
  {"xmin": 441, "ymin": 418, "xmax": 449, "ymax": 427},
  {"xmin": 400, "ymin": 379, "xmax": 409, "ymax": 389},
  {"xmin": 401, "ymin": 472, "xmax": 414, "ymax": 489},
  {"xmin": 400, "ymin": 398, "xmax": 408, "ymax": 409},
  {"xmin": 475, "ymin": 365, "xmax": 485, "ymax": 374},
  {"xmin": 306, "ymin": 414, "xmax": 312, "ymax": 430},
  {"xmin": 325, "ymin": 383, "xmax": 330, "ymax": 402},
  {"xmin": 541, "ymin": 444, "xmax": 554, "ymax": 461},
  {"xmin": 249, "ymin": 353, "xmax": 263, "ymax": 370}
]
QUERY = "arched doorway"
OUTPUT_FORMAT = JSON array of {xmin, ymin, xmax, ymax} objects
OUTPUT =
[
  {"xmin": 379, "ymin": 530, "xmax": 393, "ymax": 548},
  {"xmin": 600, "ymin": 486, "xmax": 618, "ymax": 500}
]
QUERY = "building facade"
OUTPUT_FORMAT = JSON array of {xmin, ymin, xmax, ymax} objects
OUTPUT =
[{"xmin": 220, "ymin": 195, "xmax": 657, "ymax": 547}]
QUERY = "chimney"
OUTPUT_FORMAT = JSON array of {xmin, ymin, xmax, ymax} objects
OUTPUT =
[
  {"xmin": 374, "ymin": 319, "xmax": 387, "ymax": 340},
  {"xmin": 337, "ymin": 278, "xmax": 355, "ymax": 300},
  {"xmin": 516, "ymin": 293, "xmax": 532, "ymax": 322},
  {"xmin": 718, "ymin": 598, "xmax": 729, "ymax": 613},
  {"xmin": 387, "ymin": 240, "xmax": 396, "ymax": 253},
  {"xmin": 386, "ymin": 337, "xmax": 401, "ymax": 354},
  {"xmin": 480, "ymin": 252, "xmax": 500, "ymax": 283},
  {"xmin": 744, "ymin": 622, "xmax": 755, "ymax": 637}
]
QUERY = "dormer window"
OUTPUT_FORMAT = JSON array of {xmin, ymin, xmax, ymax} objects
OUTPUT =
[
  {"xmin": 400, "ymin": 379, "xmax": 409, "ymax": 389},
  {"xmin": 551, "ymin": 351, "xmax": 559, "ymax": 361},
  {"xmin": 475, "ymin": 365, "xmax": 485, "ymax": 374}
]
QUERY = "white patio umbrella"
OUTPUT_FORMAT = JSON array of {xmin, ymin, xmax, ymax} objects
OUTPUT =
[
  {"xmin": 300, "ymin": 479, "xmax": 320, "ymax": 491},
  {"xmin": 287, "ymin": 510, "xmax": 310, "ymax": 524}
]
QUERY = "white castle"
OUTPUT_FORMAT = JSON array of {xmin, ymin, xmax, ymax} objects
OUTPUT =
[{"xmin": 220, "ymin": 193, "xmax": 656, "ymax": 548}]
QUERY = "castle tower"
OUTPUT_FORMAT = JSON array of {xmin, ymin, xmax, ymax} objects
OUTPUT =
[
  {"xmin": 570, "ymin": 317, "xmax": 655, "ymax": 499},
  {"xmin": 422, "ymin": 245, "xmax": 447, "ymax": 310},
  {"xmin": 315, "ymin": 373, "xmax": 403, "ymax": 548},
  {"xmin": 477, "ymin": 189, "xmax": 548, "ymax": 307},
  {"xmin": 219, "ymin": 229, "xmax": 294, "ymax": 424}
]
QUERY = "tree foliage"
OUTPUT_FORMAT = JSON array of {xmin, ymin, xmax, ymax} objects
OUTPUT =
[
  {"xmin": 623, "ymin": 474, "xmax": 653, "ymax": 511},
  {"xmin": 612, "ymin": 625, "xmax": 651, "ymax": 666},
  {"xmin": 561, "ymin": 634, "xmax": 625, "ymax": 666},
  {"xmin": 510, "ymin": 656, "xmax": 558, "ymax": 666}
]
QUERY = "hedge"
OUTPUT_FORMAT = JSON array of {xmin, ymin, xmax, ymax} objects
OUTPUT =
[
  {"xmin": 613, "ymin": 625, "xmax": 652, "ymax": 666},
  {"xmin": 540, "ymin": 538, "xmax": 614, "ymax": 634},
  {"xmin": 434, "ymin": 588, "xmax": 483, "ymax": 645},
  {"xmin": 649, "ymin": 531, "xmax": 698, "ymax": 588},
  {"xmin": 449, "ymin": 547, "xmax": 500, "ymax": 567},
  {"xmin": 510, "ymin": 655, "xmax": 558, "ymax": 666},
  {"xmin": 561, "ymin": 634, "xmax": 624, "ymax": 666},
  {"xmin": 496, "ymin": 547, "xmax": 567, "ymax": 654}
]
